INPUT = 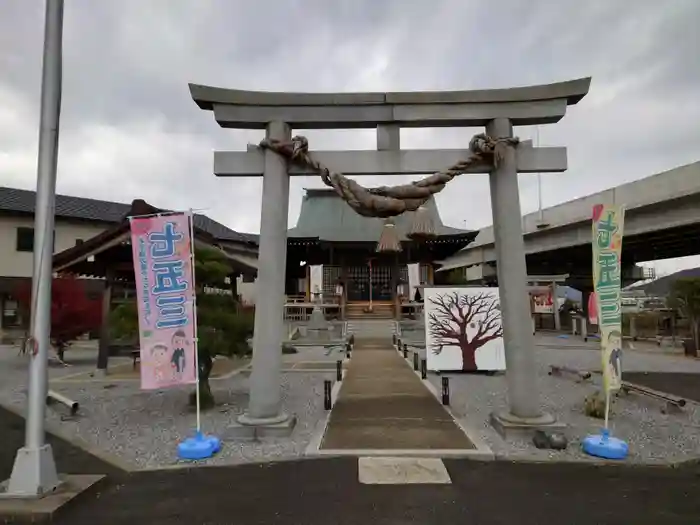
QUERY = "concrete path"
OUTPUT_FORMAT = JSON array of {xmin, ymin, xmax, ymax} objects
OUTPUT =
[{"xmin": 321, "ymin": 338, "xmax": 475, "ymax": 450}]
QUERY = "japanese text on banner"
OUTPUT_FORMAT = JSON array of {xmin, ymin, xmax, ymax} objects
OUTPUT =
[
  {"xmin": 592, "ymin": 204, "xmax": 625, "ymax": 392},
  {"xmin": 130, "ymin": 213, "xmax": 197, "ymax": 390}
]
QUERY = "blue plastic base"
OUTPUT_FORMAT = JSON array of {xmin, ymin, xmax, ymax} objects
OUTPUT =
[
  {"xmin": 582, "ymin": 429, "xmax": 628, "ymax": 460},
  {"xmin": 557, "ymin": 334, "xmax": 570, "ymax": 339},
  {"xmin": 177, "ymin": 432, "xmax": 222, "ymax": 460}
]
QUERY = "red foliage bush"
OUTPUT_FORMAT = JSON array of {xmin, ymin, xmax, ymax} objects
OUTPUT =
[{"xmin": 15, "ymin": 276, "xmax": 103, "ymax": 354}]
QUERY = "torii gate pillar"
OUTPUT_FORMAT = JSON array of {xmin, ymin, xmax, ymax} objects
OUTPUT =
[{"xmin": 486, "ymin": 118, "xmax": 558, "ymax": 431}]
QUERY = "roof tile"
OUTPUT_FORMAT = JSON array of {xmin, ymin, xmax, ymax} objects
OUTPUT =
[{"xmin": 0, "ymin": 186, "xmax": 257, "ymax": 245}]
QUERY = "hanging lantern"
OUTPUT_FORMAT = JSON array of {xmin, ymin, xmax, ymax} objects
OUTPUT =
[
  {"xmin": 376, "ymin": 219, "xmax": 402, "ymax": 253},
  {"xmin": 407, "ymin": 206, "xmax": 437, "ymax": 240}
]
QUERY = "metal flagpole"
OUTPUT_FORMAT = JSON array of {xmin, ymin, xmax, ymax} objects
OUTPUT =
[
  {"xmin": 536, "ymin": 126, "xmax": 543, "ymax": 224},
  {"xmin": 6, "ymin": 0, "xmax": 64, "ymax": 496},
  {"xmin": 187, "ymin": 210, "xmax": 202, "ymax": 434}
]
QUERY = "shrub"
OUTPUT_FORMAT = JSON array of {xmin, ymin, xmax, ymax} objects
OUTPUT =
[
  {"xmin": 583, "ymin": 390, "xmax": 606, "ymax": 419},
  {"xmin": 668, "ymin": 278, "xmax": 700, "ymax": 356},
  {"xmin": 110, "ymin": 247, "xmax": 256, "ymax": 409}
]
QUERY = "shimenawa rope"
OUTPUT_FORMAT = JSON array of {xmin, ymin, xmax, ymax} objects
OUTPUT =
[{"xmin": 256, "ymin": 133, "xmax": 519, "ymax": 219}]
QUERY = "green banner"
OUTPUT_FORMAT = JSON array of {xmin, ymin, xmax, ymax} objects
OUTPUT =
[{"xmin": 592, "ymin": 204, "xmax": 625, "ymax": 392}]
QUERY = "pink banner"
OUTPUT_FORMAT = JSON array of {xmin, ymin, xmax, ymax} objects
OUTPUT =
[
  {"xmin": 130, "ymin": 213, "xmax": 197, "ymax": 390},
  {"xmin": 588, "ymin": 292, "xmax": 598, "ymax": 325}
]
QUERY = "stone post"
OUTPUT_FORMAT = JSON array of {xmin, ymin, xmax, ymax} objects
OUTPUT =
[
  {"xmin": 486, "ymin": 118, "xmax": 554, "ymax": 428},
  {"xmin": 552, "ymin": 281, "xmax": 561, "ymax": 331},
  {"xmin": 629, "ymin": 315, "xmax": 637, "ymax": 341},
  {"xmin": 237, "ymin": 121, "xmax": 295, "ymax": 432}
]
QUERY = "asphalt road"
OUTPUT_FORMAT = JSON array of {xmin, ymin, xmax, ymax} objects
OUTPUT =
[
  {"xmin": 3, "ymin": 405, "xmax": 699, "ymax": 525},
  {"xmin": 55, "ymin": 457, "xmax": 700, "ymax": 525}
]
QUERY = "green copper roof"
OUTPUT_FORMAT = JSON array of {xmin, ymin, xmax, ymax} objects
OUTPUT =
[{"xmin": 288, "ymin": 188, "xmax": 474, "ymax": 242}]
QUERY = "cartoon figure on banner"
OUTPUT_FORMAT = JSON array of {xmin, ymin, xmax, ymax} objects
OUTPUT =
[
  {"xmin": 131, "ymin": 214, "xmax": 198, "ymax": 391},
  {"xmin": 170, "ymin": 329, "xmax": 189, "ymax": 380},
  {"xmin": 150, "ymin": 343, "xmax": 174, "ymax": 383}
]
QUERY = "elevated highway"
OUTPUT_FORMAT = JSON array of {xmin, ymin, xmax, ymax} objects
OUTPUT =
[{"xmin": 439, "ymin": 161, "xmax": 700, "ymax": 291}]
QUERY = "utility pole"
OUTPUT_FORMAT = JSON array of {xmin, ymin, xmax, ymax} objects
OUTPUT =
[{"xmin": 6, "ymin": 0, "xmax": 64, "ymax": 496}]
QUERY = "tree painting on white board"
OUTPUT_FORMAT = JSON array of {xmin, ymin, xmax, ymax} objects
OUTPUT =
[{"xmin": 425, "ymin": 287, "xmax": 506, "ymax": 372}]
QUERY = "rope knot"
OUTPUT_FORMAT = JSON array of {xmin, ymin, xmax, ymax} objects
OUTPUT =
[
  {"xmin": 469, "ymin": 133, "xmax": 519, "ymax": 168},
  {"xmin": 290, "ymin": 135, "xmax": 309, "ymax": 160}
]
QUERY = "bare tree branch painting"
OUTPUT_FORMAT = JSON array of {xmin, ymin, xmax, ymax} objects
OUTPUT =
[{"xmin": 427, "ymin": 290, "xmax": 503, "ymax": 370}]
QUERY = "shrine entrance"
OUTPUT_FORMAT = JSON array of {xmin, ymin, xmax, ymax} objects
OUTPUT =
[
  {"xmin": 345, "ymin": 264, "xmax": 408, "ymax": 302},
  {"xmin": 190, "ymin": 76, "xmax": 591, "ymax": 437}
]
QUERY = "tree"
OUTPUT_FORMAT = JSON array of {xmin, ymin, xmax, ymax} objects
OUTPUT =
[
  {"xmin": 15, "ymin": 276, "xmax": 103, "ymax": 360},
  {"xmin": 668, "ymin": 277, "xmax": 700, "ymax": 356},
  {"xmin": 443, "ymin": 269, "xmax": 468, "ymax": 286},
  {"xmin": 193, "ymin": 248, "xmax": 253, "ymax": 408},
  {"xmin": 110, "ymin": 247, "xmax": 253, "ymax": 409},
  {"xmin": 427, "ymin": 290, "xmax": 503, "ymax": 370}
]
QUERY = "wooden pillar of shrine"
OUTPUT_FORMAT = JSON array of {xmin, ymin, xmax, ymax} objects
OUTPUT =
[
  {"xmin": 391, "ymin": 253, "xmax": 400, "ymax": 320},
  {"xmin": 96, "ymin": 266, "xmax": 114, "ymax": 375}
]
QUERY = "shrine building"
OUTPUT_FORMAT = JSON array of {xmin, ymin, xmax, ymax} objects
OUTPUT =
[{"xmin": 284, "ymin": 188, "xmax": 477, "ymax": 318}]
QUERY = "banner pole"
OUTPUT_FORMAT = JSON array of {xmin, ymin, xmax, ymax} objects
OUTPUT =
[
  {"xmin": 188, "ymin": 210, "xmax": 201, "ymax": 434},
  {"xmin": 176, "ymin": 210, "xmax": 220, "ymax": 460},
  {"xmin": 603, "ymin": 387, "xmax": 611, "ymax": 431},
  {"xmin": 582, "ymin": 203, "xmax": 627, "ymax": 459}
]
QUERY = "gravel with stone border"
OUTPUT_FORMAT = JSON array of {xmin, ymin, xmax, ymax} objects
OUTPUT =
[
  {"xmin": 4, "ymin": 333, "xmax": 700, "ymax": 468},
  {"xmin": 398, "ymin": 328, "xmax": 700, "ymax": 464},
  {"xmin": 0, "ymin": 342, "xmax": 335, "ymax": 470}
]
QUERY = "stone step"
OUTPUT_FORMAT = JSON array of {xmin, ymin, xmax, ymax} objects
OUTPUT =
[
  {"xmin": 347, "ymin": 320, "xmax": 396, "ymax": 339},
  {"xmin": 346, "ymin": 321, "xmax": 395, "ymax": 329}
]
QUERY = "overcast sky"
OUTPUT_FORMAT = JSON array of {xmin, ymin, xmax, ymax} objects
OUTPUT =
[{"xmin": 1, "ymin": 0, "xmax": 699, "ymax": 275}]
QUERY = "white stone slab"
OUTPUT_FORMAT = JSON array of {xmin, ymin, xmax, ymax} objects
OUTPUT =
[{"xmin": 357, "ymin": 457, "xmax": 452, "ymax": 485}]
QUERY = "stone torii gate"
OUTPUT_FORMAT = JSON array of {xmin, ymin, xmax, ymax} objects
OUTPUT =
[{"xmin": 190, "ymin": 77, "xmax": 591, "ymax": 437}]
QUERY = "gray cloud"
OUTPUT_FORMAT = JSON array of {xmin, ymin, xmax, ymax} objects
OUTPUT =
[{"xmin": 1, "ymin": 0, "xmax": 699, "ymax": 273}]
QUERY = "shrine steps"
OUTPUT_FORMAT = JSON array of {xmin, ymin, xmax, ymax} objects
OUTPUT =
[
  {"xmin": 346, "ymin": 319, "xmax": 396, "ymax": 340},
  {"xmin": 345, "ymin": 303, "xmax": 394, "ymax": 320}
]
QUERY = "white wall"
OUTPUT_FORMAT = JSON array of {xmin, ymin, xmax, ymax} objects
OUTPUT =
[
  {"xmin": 236, "ymin": 276, "xmax": 256, "ymax": 305},
  {"xmin": 0, "ymin": 215, "xmax": 109, "ymax": 278},
  {"xmin": 408, "ymin": 263, "xmax": 420, "ymax": 297},
  {"xmin": 310, "ymin": 265, "xmax": 323, "ymax": 299}
]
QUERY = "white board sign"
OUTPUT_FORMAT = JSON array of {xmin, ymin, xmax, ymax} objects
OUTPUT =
[{"xmin": 424, "ymin": 286, "xmax": 506, "ymax": 372}]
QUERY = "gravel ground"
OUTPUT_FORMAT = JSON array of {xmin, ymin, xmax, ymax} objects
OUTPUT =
[
  {"xmin": 0, "ymin": 343, "xmax": 334, "ymax": 470},
  {"xmin": 411, "ymin": 342, "xmax": 700, "ymax": 464},
  {"xmin": 4, "ymin": 334, "xmax": 700, "ymax": 468},
  {"xmin": 283, "ymin": 344, "xmax": 348, "ymax": 364}
]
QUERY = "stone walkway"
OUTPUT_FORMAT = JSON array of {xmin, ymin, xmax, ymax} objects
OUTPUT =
[{"xmin": 321, "ymin": 338, "xmax": 475, "ymax": 450}]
